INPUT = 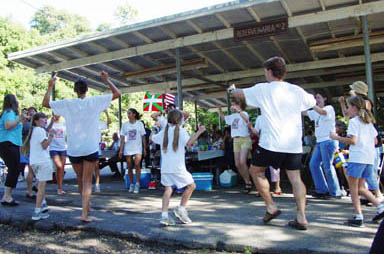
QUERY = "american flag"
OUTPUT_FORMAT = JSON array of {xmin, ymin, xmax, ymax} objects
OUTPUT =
[{"xmin": 164, "ymin": 93, "xmax": 178, "ymax": 107}]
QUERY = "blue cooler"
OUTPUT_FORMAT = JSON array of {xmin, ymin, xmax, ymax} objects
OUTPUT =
[
  {"xmin": 125, "ymin": 168, "xmax": 151, "ymax": 189},
  {"xmin": 192, "ymin": 172, "xmax": 213, "ymax": 191}
]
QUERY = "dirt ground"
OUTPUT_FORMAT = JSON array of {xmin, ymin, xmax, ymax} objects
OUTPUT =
[{"xmin": 0, "ymin": 224, "xmax": 236, "ymax": 254}]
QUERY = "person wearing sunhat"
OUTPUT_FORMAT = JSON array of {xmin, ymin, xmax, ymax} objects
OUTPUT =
[{"xmin": 338, "ymin": 81, "xmax": 383, "ymax": 200}]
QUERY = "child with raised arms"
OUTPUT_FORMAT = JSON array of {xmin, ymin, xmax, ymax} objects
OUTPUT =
[
  {"xmin": 151, "ymin": 109, "xmax": 206, "ymax": 226},
  {"xmin": 330, "ymin": 96, "xmax": 384, "ymax": 227},
  {"xmin": 22, "ymin": 112, "xmax": 55, "ymax": 221}
]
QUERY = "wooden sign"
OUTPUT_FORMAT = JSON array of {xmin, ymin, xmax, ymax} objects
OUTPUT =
[{"xmin": 234, "ymin": 19, "xmax": 288, "ymax": 41}]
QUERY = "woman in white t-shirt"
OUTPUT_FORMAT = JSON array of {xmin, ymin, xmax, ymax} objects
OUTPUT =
[
  {"xmin": 330, "ymin": 96, "xmax": 384, "ymax": 227},
  {"xmin": 49, "ymin": 115, "xmax": 67, "ymax": 195},
  {"xmin": 151, "ymin": 109, "xmax": 206, "ymax": 226},
  {"xmin": 22, "ymin": 112, "xmax": 55, "ymax": 221},
  {"xmin": 119, "ymin": 108, "xmax": 147, "ymax": 194},
  {"xmin": 218, "ymin": 99, "xmax": 252, "ymax": 193},
  {"xmin": 42, "ymin": 71, "xmax": 121, "ymax": 223},
  {"xmin": 303, "ymin": 91, "xmax": 342, "ymax": 198}
]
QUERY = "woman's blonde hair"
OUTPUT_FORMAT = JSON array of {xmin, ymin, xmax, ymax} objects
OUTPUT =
[
  {"xmin": 347, "ymin": 96, "xmax": 375, "ymax": 124},
  {"xmin": 163, "ymin": 109, "xmax": 183, "ymax": 153},
  {"xmin": 21, "ymin": 112, "xmax": 47, "ymax": 156}
]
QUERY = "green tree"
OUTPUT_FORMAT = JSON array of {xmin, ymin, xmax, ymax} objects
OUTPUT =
[
  {"xmin": 114, "ymin": 1, "xmax": 138, "ymax": 25},
  {"xmin": 30, "ymin": 5, "xmax": 91, "ymax": 39}
]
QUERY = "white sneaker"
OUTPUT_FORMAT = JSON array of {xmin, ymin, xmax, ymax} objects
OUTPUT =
[
  {"xmin": 160, "ymin": 216, "xmax": 175, "ymax": 226},
  {"xmin": 95, "ymin": 184, "xmax": 101, "ymax": 193},
  {"xmin": 18, "ymin": 175, "xmax": 25, "ymax": 182},
  {"xmin": 32, "ymin": 210, "xmax": 49, "ymax": 221},
  {"xmin": 129, "ymin": 184, "xmax": 135, "ymax": 193},
  {"xmin": 133, "ymin": 183, "xmax": 140, "ymax": 194},
  {"xmin": 173, "ymin": 208, "xmax": 192, "ymax": 224},
  {"xmin": 41, "ymin": 203, "xmax": 49, "ymax": 213}
]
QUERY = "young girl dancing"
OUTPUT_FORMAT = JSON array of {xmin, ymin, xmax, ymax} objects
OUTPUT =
[
  {"xmin": 22, "ymin": 112, "xmax": 55, "ymax": 221},
  {"xmin": 151, "ymin": 110, "xmax": 206, "ymax": 226},
  {"xmin": 330, "ymin": 96, "xmax": 384, "ymax": 226}
]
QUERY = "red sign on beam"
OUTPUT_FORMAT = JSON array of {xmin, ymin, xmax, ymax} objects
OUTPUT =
[{"xmin": 234, "ymin": 19, "xmax": 288, "ymax": 42}]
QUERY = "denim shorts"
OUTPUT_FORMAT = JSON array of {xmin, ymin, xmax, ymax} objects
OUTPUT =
[
  {"xmin": 50, "ymin": 150, "xmax": 67, "ymax": 157},
  {"xmin": 346, "ymin": 162, "xmax": 373, "ymax": 179}
]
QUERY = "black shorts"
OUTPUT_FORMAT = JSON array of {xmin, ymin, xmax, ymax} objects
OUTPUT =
[
  {"xmin": 68, "ymin": 152, "xmax": 99, "ymax": 164},
  {"xmin": 252, "ymin": 147, "xmax": 302, "ymax": 170}
]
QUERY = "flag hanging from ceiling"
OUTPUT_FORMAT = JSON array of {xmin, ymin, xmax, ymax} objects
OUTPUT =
[
  {"xmin": 143, "ymin": 92, "xmax": 163, "ymax": 112},
  {"xmin": 164, "ymin": 93, "xmax": 178, "ymax": 108}
]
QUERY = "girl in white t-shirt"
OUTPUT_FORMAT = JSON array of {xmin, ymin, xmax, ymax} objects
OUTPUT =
[
  {"xmin": 119, "ymin": 108, "xmax": 147, "ymax": 194},
  {"xmin": 218, "ymin": 99, "xmax": 252, "ymax": 193},
  {"xmin": 49, "ymin": 115, "xmax": 67, "ymax": 195},
  {"xmin": 22, "ymin": 112, "xmax": 55, "ymax": 221},
  {"xmin": 151, "ymin": 110, "xmax": 206, "ymax": 226},
  {"xmin": 330, "ymin": 96, "xmax": 384, "ymax": 226},
  {"xmin": 303, "ymin": 91, "xmax": 342, "ymax": 198}
]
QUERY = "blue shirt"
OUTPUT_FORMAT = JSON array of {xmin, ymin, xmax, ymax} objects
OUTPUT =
[{"xmin": 0, "ymin": 110, "xmax": 22, "ymax": 146}]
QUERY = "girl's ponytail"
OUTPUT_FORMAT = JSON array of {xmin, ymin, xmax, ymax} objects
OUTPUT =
[
  {"xmin": 173, "ymin": 123, "xmax": 180, "ymax": 152},
  {"xmin": 163, "ymin": 124, "xmax": 169, "ymax": 153}
]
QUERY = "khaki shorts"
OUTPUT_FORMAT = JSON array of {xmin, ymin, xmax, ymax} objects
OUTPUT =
[
  {"xmin": 233, "ymin": 136, "xmax": 252, "ymax": 153},
  {"xmin": 30, "ymin": 162, "xmax": 53, "ymax": 182}
]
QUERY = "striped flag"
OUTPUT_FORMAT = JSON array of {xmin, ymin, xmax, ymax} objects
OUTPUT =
[
  {"xmin": 164, "ymin": 93, "xmax": 178, "ymax": 107},
  {"xmin": 143, "ymin": 92, "xmax": 163, "ymax": 112}
]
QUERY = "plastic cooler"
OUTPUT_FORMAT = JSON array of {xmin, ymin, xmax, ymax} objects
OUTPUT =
[
  {"xmin": 192, "ymin": 172, "xmax": 213, "ymax": 191},
  {"xmin": 125, "ymin": 168, "xmax": 151, "ymax": 189},
  {"xmin": 219, "ymin": 169, "xmax": 238, "ymax": 187}
]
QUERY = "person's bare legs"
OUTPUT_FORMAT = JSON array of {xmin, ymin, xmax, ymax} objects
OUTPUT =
[
  {"xmin": 134, "ymin": 154, "xmax": 142, "ymax": 183},
  {"xmin": 126, "ymin": 156, "xmax": 134, "ymax": 184},
  {"xmin": 52, "ymin": 155, "xmax": 66, "ymax": 194},
  {"xmin": 348, "ymin": 176, "xmax": 361, "ymax": 215},
  {"xmin": 2, "ymin": 187, "xmax": 13, "ymax": 201},
  {"xmin": 36, "ymin": 181, "xmax": 46, "ymax": 209},
  {"xmin": 180, "ymin": 183, "xmax": 196, "ymax": 207},
  {"xmin": 80, "ymin": 160, "xmax": 97, "ymax": 222},
  {"xmin": 162, "ymin": 186, "xmax": 173, "ymax": 212},
  {"xmin": 249, "ymin": 165, "xmax": 277, "ymax": 213},
  {"xmin": 94, "ymin": 161, "xmax": 100, "ymax": 185},
  {"xmin": 26, "ymin": 165, "xmax": 34, "ymax": 196},
  {"xmin": 234, "ymin": 151, "xmax": 251, "ymax": 185},
  {"xmin": 72, "ymin": 162, "xmax": 83, "ymax": 194},
  {"xmin": 286, "ymin": 170, "xmax": 308, "ymax": 225},
  {"xmin": 358, "ymin": 179, "xmax": 382, "ymax": 207}
]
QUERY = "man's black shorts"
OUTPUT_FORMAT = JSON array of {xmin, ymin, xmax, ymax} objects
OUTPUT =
[
  {"xmin": 68, "ymin": 152, "xmax": 99, "ymax": 164},
  {"xmin": 252, "ymin": 146, "xmax": 302, "ymax": 170}
]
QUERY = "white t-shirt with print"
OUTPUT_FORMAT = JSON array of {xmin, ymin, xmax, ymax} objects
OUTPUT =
[
  {"xmin": 49, "ymin": 121, "xmax": 67, "ymax": 151},
  {"xmin": 307, "ymin": 105, "xmax": 336, "ymax": 143},
  {"xmin": 347, "ymin": 116, "xmax": 377, "ymax": 165},
  {"xmin": 121, "ymin": 120, "xmax": 146, "ymax": 156},
  {"xmin": 244, "ymin": 81, "xmax": 316, "ymax": 153},
  {"xmin": 152, "ymin": 125, "xmax": 190, "ymax": 174},
  {"xmin": 30, "ymin": 127, "xmax": 51, "ymax": 165},
  {"xmin": 49, "ymin": 94, "xmax": 113, "ymax": 157},
  {"xmin": 225, "ymin": 112, "xmax": 250, "ymax": 138}
]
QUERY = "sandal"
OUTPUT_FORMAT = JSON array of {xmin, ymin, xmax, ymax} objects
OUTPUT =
[
  {"xmin": 288, "ymin": 219, "xmax": 308, "ymax": 230},
  {"xmin": 1, "ymin": 199, "xmax": 19, "ymax": 206},
  {"xmin": 263, "ymin": 209, "xmax": 281, "ymax": 223},
  {"xmin": 244, "ymin": 183, "xmax": 252, "ymax": 194}
]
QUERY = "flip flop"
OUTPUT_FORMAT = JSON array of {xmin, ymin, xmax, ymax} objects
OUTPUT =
[
  {"xmin": 288, "ymin": 219, "xmax": 308, "ymax": 230},
  {"xmin": 1, "ymin": 199, "xmax": 19, "ymax": 206},
  {"xmin": 263, "ymin": 209, "xmax": 281, "ymax": 223}
]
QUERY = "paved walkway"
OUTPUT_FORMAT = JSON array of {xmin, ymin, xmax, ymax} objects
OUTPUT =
[{"xmin": 0, "ymin": 168, "xmax": 380, "ymax": 254}]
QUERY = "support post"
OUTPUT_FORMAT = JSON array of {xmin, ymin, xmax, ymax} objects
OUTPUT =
[
  {"xmin": 118, "ymin": 96, "xmax": 123, "ymax": 175},
  {"xmin": 361, "ymin": 15, "xmax": 375, "ymax": 115},
  {"xmin": 194, "ymin": 100, "xmax": 198, "ymax": 130},
  {"xmin": 176, "ymin": 48, "xmax": 183, "ymax": 110}
]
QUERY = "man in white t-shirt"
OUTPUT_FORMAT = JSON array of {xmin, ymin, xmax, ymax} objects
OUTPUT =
[
  {"xmin": 230, "ymin": 57, "xmax": 316, "ymax": 230},
  {"xmin": 43, "ymin": 71, "xmax": 121, "ymax": 223}
]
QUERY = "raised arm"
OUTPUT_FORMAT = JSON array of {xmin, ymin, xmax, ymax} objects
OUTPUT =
[
  {"xmin": 41, "ymin": 129, "xmax": 55, "ymax": 150},
  {"xmin": 187, "ymin": 125, "xmax": 206, "ymax": 147},
  {"xmin": 228, "ymin": 84, "xmax": 246, "ymax": 102},
  {"xmin": 338, "ymin": 96, "xmax": 349, "ymax": 118},
  {"xmin": 42, "ymin": 77, "xmax": 56, "ymax": 109},
  {"xmin": 100, "ymin": 71, "xmax": 121, "ymax": 100},
  {"xmin": 232, "ymin": 105, "xmax": 249, "ymax": 124},
  {"xmin": 217, "ymin": 105, "xmax": 225, "ymax": 121}
]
